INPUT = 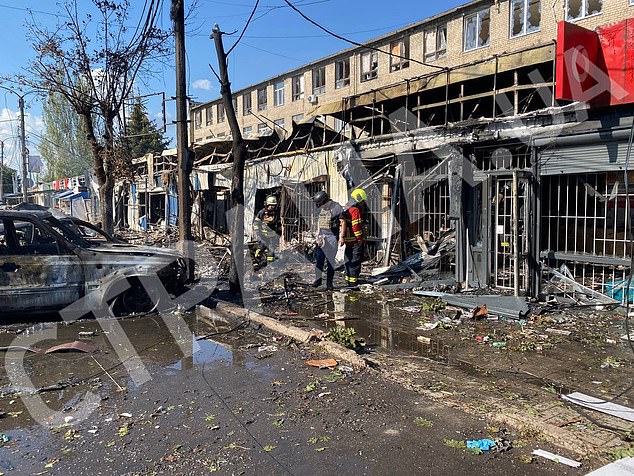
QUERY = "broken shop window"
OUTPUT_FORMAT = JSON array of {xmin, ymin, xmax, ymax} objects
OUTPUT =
[
  {"xmin": 510, "ymin": 0, "xmax": 541, "ymax": 37},
  {"xmin": 566, "ymin": 0, "xmax": 602, "ymax": 21},
  {"xmin": 424, "ymin": 25, "xmax": 447, "ymax": 62},
  {"xmin": 464, "ymin": 9, "xmax": 490, "ymax": 51},
  {"xmin": 360, "ymin": 50, "xmax": 378, "ymax": 82},
  {"xmin": 390, "ymin": 37, "xmax": 410, "ymax": 72}
]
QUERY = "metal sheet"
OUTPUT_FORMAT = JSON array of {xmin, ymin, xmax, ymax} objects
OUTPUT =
[{"xmin": 562, "ymin": 392, "xmax": 634, "ymax": 423}]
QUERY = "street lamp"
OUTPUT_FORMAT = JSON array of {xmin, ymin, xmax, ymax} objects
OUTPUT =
[{"xmin": 0, "ymin": 85, "xmax": 39, "ymax": 203}]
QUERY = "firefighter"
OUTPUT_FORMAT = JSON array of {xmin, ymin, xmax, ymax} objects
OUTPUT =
[
  {"xmin": 312, "ymin": 190, "xmax": 343, "ymax": 291},
  {"xmin": 339, "ymin": 188, "xmax": 367, "ymax": 287},
  {"xmin": 253, "ymin": 195, "xmax": 281, "ymax": 266}
]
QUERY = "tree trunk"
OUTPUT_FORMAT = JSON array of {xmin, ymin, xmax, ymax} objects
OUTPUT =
[
  {"xmin": 100, "ymin": 177, "xmax": 114, "ymax": 234},
  {"xmin": 213, "ymin": 25, "xmax": 247, "ymax": 295}
]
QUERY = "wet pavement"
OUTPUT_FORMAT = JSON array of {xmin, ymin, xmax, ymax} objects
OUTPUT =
[{"xmin": 0, "ymin": 307, "xmax": 581, "ymax": 475}]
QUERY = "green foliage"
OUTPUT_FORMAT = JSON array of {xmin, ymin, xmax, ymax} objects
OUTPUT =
[
  {"xmin": 610, "ymin": 446, "xmax": 634, "ymax": 460},
  {"xmin": 326, "ymin": 327, "xmax": 366, "ymax": 350},
  {"xmin": 422, "ymin": 299, "xmax": 446, "ymax": 312},
  {"xmin": 124, "ymin": 100, "xmax": 169, "ymax": 159},
  {"xmin": 443, "ymin": 439, "xmax": 466, "ymax": 449},
  {"xmin": 414, "ymin": 417, "xmax": 433, "ymax": 428},
  {"xmin": 40, "ymin": 90, "xmax": 93, "ymax": 181}
]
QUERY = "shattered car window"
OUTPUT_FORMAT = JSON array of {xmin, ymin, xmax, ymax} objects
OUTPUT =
[{"xmin": 9, "ymin": 219, "xmax": 60, "ymax": 255}]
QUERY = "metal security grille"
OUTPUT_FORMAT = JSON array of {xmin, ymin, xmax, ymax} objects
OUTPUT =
[
  {"xmin": 493, "ymin": 174, "xmax": 528, "ymax": 291},
  {"xmin": 541, "ymin": 173, "xmax": 633, "ymax": 299},
  {"xmin": 281, "ymin": 181, "xmax": 324, "ymax": 245},
  {"xmin": 409, "ymin": 179, "xmax": 450, "ymax": 241}
]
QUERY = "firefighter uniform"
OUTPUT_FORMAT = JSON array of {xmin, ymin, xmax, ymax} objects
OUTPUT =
[
  {"xmin": 340, "ymin": 189, "xmax": 367, "ymax": 286},
  {"xmin": 253, "ymin": 196, "xmax": 281, "ymax": 265}
]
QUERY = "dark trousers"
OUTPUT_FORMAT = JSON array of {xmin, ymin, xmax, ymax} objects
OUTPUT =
[
  {"xmin": 344, "ymin": 242, "xmax": 363, "ymax": 283},
  {"xmin": 315, "ymin": 240, "xmax": 337, "ymax": 283}
]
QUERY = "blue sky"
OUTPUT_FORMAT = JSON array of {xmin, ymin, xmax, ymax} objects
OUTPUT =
[{"xmin": 0, "ymin": 0, "xmax": 464, "ymax": 171}]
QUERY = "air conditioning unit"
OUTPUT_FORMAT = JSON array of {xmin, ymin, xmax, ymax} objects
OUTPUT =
[{"xmin": 307, "ymin": 95, "xmax": 318, "ymax": 105}]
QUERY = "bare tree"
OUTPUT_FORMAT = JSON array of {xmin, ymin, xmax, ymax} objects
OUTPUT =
[{"xmin": 25, "ymin": 0, "xmax": 168, "ymax": 233}]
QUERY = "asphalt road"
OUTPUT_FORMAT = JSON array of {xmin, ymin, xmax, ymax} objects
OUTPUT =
[{"xmin": 0, "ymin": 312, "xmax": 580, "ymax": 475}]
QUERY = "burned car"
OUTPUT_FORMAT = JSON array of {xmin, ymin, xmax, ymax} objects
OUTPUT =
[{"xmin": 0, "ymin": 210, "xmax": 191, "ymax": 317}]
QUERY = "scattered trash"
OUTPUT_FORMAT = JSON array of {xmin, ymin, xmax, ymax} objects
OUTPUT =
[
  {"xmin": 317, "ymin": 392, "xmax": 331, "ymax": 398},
  {"xmin": 491, "ymin": 342, "xmax": 507, "ymax": 348},
  {"xmin": 562, "ymin": 392, "xmax": 634, "ymax": 422},
  {"xmin": 466, "ymin": 439, "xmax": 497, "ymax": 451},
  {"xmin": 414, "ymin": 293, "xmax": 529, "ymax": 320},
  {"xmin": 401, "ymin": 306, "xmax": 422, "ymax": 313},
  {"xmin": 78, "ymin": 331, "xmax": 95, "ymax": 339},
  {"xmin": 545, "ymin": 328, "xmax": 572, "ymax": 336},
  {"xmin": 417, "ymin": 322, "xmax": 440, "ymax": 331},
  {"xmin": 307, "ymin": 359, "xmax": 338, "ymax": 369},
  {"xmin": 601, "ymin": 356, "xmax": 623, "ymax": 368},
  {"xmin": 531, "ymin": 449, "xmax": 581, "ymax": 468},
  {"xmin": 64, "ymin": 416, "xmax": 75, "ymax": 424},
  {"xmin": 45, "ymin": 341, "xmax": 97, "ymax": 354},
  {"xmin": 0, "ymin": 433, "xmax": 10, "ymax": 446},
  {"xmin": 314, "ymin": 312, "xmax": 329, "ymax": 319},
  {"xmin": 338, "ymin": 365, "xmax": 354, "ymax": 375},
  {"xmin": 119, "ymin": 413, "xmax": 133, "ymax": 418},
  {"xmin": 472, "ymin": 305, "xmax": 488, "ymax": 319},
  {"xmin": 417, "ymin": 336, "xmax": 431, "ymax": 345},
  {"xmin": 257, "ymin": 345, "xmax": 278, "ymax": 353}
]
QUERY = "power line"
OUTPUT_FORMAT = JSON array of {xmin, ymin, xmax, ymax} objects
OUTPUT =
[
  {"xmin": 282, "ymin": 0, "xmax": 446, "ymax": 71},
  {"xmin": 226, "ymin": 0, "xmax": 260, "ymax": 56},
  {"xmin": 240, "ymin": 41, "xmax": 307, "ymax": 63},
  {"xmin": 0, "ymin": 2, "xmax": 59, "ymax": 17}
]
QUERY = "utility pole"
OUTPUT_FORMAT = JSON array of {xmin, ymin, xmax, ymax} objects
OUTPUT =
[
  {"xmin": 0, "ymin": 140, "xmax": 4, "ymax": 204},
  {"xmin": 19, "ymin": 96, "xmax": 28, "ymax": 203},
  {"xmin": 171, "ymin": 0, "xmax": 194, "ymax": 279},
  {"xmin": 213, "ymin": 24, "xmax": 247, "ymax": 294}
]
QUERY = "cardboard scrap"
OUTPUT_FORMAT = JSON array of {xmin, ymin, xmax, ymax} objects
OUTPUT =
[{"xmin": 307, "ymin": 359, "xmax": 338, "ymax": 369}]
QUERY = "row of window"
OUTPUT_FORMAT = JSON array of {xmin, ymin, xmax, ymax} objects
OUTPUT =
[{"xmin": 195, "ymin": 0, "xmax": 607, "ymax": 128}]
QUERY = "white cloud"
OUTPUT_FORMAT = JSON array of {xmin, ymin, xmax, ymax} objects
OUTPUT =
[{"xmin": 192, "ymin": 79, "xmax": 212, "ymax": 91}]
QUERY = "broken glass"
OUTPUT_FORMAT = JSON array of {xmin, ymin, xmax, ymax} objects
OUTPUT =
[
  {"xmin": 511, "ymin": 0, "xmax": 525, "ymax": 37},
  {"xmin": 527, "ymin": 0, "xmax": 541, "ymax": 33},
  {"xmin": 567, "ymin": 0, "xmax": 582, "ymax": 20},
  {"xmin": 587, "ymin": 0, "xmax": 602, "ymax": 15},
  {"xmin": 479, "ymin": 10, "xmax": 490, "ymax": 47},
  {"xmin": 464, "ymin": 14, "xmax": 478, "ymax": 50}
]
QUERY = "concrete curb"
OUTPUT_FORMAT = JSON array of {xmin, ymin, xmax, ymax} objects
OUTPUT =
[{"xmin": 212, "ymin": 303, "xmax": 367, "ymax": 369}]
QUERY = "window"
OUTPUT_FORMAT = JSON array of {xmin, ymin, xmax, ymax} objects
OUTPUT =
[
  {"xmin": 312, "ymin": 66, "xmax": 326, "ymax": 95},
  {"xmin": 217, "ymin": 103, "xmax": 225, "ymax": 123},
  {"xmin": 292, "ymin": 114, "xmax": 304, "ymax": 123},
  {"xmin": 232, "ymin": 97, "xmax": 238, "ymax": 114},
  {"xmin": 243, "ymin": 92, "xmax": 252, "ymax": 115},
  {"xmin": 390, "ymin": 37, "xmax": 410, "ymax": 72},
  {"xmin": 464, "ymin": 9, "xmax": 491, "ymax": 51},
  {"xmin": 205, "ymin": 105, "xmax": 213, "ymax": 126},
  {"xmin": 274, "ymin": 80, "xmax": 285, "ymax": 107},
  {"xmin": 424, "ymin": 25, "xmax": 447, "ymax": 62},
  {"xmin": 360, "ymin": 51, "xmax": 379, "ymax": 82},
  {"xmin": 566, "ymin": 0, "xmax": 602, "ymax": 20},
  {"xmin": 243, "ymin": 126, "xmax": 252, "ymax": 137},
  {"xmin": 9, "ymin": 219, "xmax": 61, "ymax": 255},
  {"xmin": 217, "ymin": 132, "xmax": 226, "ymax": 138},
  {"xmin": 257, "ymin": 87, "xmax": 267, "ymax": 111},
  {"xmin": 292, "ymin": 74, "xmax": 305, "ymax": 101},
  {"xmin": 258, "ymin": 122, "xmax": 271, "ymax": 135},
  {"xmin": 511, "ymin": 0, "xmax": 541, "ymax": 37},
  {"xmin": 274, "ymin": 118, "xmax": 285, "ymax": 131},
  {"xmin": 335, "ymin": 58, "xmax": 350, "ymax": 88},
  {"xmin": 194, "ymin": 109, "xmax": 202, "ymax": 129}
]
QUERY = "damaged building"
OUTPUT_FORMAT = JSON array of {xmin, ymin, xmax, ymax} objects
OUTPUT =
[{"xmin": 179, "ymin": 0, "xmax": 634, "ymax": 301}]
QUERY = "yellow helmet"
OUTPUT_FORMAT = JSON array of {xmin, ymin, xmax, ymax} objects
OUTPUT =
[{"xmin": 351, "ymin": 188, "xmax": 367, "ymax": 203}]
